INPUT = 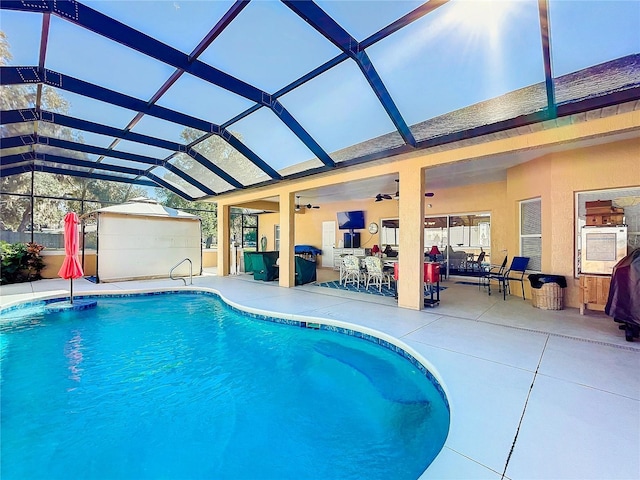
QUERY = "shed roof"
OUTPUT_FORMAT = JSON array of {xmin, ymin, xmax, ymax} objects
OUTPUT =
[{"xmin": 89, "ymin": 198, "xmax": 199, "ymax": 219}]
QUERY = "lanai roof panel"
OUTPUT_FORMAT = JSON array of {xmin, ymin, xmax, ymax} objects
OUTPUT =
[
  {"xmin": 280, "ymin": 59, "xmax": 398, "ymax": 158},
  {"xmin": 155, "ymin": 72, "xmax": 255, "ymax": 127},
  {"xmin": 549, "ymin": 0, "xmax": 640, "ymax": 78},
  {"xmin": 49, "ymin": 89, "xmax": 139, "ymax": 130},
  {"xmin": 129, "ymin": 115, "xmax": 201, "ymax": 146},
  {"xmin": 190, "ymin": 136, "xmax": 270, "ymax": 188},
  {"xmin": 0, "ymin": 0, "xmax": 638, "ymax": 202},
  {"xmin": 198, "ymin": 0, "xmax": 341, "ymax": 93},
  {"xmin": 228, "ymin": 106, "xmax": 325, "ymax": 173},
  {"xmin": 45, "ymin": 15, "xmax": 175, "ymax": 101},
  {"xmin": 0, "ymin": 9, "xmax": 40, "ymax": 65},
  {"xmin": 315, "ymin": 0, "xmax": 425, "ymax": 41},
  {"xmin": 82, "ymin": 0, "xmax": 235, "ymax": 54},
  {"xmin": 166, "ymin": 152, "xmax": 235, "ymax": 194}
]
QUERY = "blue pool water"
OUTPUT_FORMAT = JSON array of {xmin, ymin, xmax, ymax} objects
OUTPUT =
[{"xmin": 1, "ymin": 293, "xmax": 449, "ymax": 479}]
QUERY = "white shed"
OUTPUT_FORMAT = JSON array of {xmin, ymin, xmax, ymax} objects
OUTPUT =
[{"xmin": 86, "ymin": 199, "xmax": 202, "ymax": 283}]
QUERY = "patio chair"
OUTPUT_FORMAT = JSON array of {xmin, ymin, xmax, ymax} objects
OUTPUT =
[
  {"xmin": 467, "ymin": 251, "xmax": 486, "ymax": 272},
  {"xmin": 364, "ymin": 256, "xmax": 392, "ymax": 292},
  {"xmin": 481, "ymin": 255, "xmax": 507, "ymax": 290},
  {"xmin": 342, "ymin": 255, "xmax": 364, "ymax": 288},
  {"xmin": 489, "ymin": 256, "xmax": 530, "ymax": 300}
]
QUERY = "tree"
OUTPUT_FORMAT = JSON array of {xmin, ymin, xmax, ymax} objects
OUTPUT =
[
  {"xmin": 1, "ymin": 30, "xmax": 147, "ymax": 233},
  {"xmin": 154, "ymin": 187, "xmax": 218, "ymax": 244},
  {"xmin": 178, "ymin": 127, "xmax": 266, "ymax": 187},
  {"xmin": 155, "ymin": 127, "xmax": 251, "ymax": 244},
  {"xmin": 1, "ymin": 31, "xmax": 75, "ymax": 231}
]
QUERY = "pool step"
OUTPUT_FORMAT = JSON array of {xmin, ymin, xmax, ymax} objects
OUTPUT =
[{"xmin": 45, "ymin": 299, "xmax": 98, "ymax": 313}]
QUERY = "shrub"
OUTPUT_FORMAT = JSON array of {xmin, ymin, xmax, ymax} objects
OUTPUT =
[{"xmin": 1, "ymin": 241, "xmax": 45, "ymax": 285}]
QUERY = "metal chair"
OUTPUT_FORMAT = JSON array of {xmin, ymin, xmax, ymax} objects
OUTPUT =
[
  {"xmin": 489, "ymin": 256, "xmax": 530, "ymax": 300},
  {"xmin": 481, "ymin": 255, "xmax": 508, "ymax": 291},
  {"xmin": 467, "ymin": 251, "xmax": 486, "ymax": 272}
]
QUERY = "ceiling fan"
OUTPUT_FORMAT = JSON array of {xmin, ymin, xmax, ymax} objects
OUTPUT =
[
  {"xmin": 375, "ymin": 179, "xmax": 435, "ymax": 202},
  {"xmin": 295, "ymin": 196, "xmax": 320, "ymax": 212}
]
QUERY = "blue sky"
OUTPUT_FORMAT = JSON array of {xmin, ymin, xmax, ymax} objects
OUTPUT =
[{"xmin": 1, "ymin": 0, "xmax": 639, "ymax": 182}]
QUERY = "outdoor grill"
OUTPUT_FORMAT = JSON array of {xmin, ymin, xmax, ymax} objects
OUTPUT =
[{"xmin": 605, "ymin": 249, "xmax": 640, "ymax": 342}]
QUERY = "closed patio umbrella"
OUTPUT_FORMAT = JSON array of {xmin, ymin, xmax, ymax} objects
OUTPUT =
[{"xmin": 58, "ymin": 212, "xmax": 84, "ymax": 304}]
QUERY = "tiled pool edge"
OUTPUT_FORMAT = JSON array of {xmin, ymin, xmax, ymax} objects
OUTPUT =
[
  {"xmin": 210, "ymin": 290, "xmax": 451, "ymax": 413},
  {"xmin": 1, "ymin": 287, "xmax": 451, "ymax": 476},
  {"xmin": 0, "ymin": 288, "xmax": 451, "ymax": 412}
]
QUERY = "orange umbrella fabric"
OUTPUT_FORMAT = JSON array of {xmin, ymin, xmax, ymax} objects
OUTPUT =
[{"xmin": 58, "ymin": 212, "xmax": 84, "ymax": 280}]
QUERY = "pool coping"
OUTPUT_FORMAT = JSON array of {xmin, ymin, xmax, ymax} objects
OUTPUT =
[{"xmin": 1, "ymin": 285, "xmax": 452, "ymax": 474}]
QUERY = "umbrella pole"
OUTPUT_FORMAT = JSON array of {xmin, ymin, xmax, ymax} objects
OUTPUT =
[{"xmin": 70, "ymin": 278, "xmax": 74, "ymax": 304}]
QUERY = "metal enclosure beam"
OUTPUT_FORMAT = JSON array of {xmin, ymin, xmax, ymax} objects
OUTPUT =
[
  {"xmin": 283, "ymin": 0, "xmax": 416, "ymax": 147},
  {"xmin": 1, "ymin": 108, "xmax": 244, "ymax": 189},
  {"xmin": 1, "ymin": 0, "xmax": 334, "ymax": 168},
  {"xmin": 0, "ymin": 65, "xmax": 281, "ymax": 181}
]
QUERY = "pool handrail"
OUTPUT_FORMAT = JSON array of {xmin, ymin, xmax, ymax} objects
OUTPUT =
[{"xmin": 170, "ymin": 258, "xmax": 193, "ymax": 285}]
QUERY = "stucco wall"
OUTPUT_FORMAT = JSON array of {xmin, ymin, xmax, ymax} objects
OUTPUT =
[
  {"xmin": 258, "ymin": 213, "xmax": 279, "ymax": 251},
  {"xmin": 203, "ymin": 249, "xmax": 217, "ymax": 268},
  {"xmin": 41, "ymin": 252, "xmax": 96, "ymax": 278},
  {"xmin": 259, "ymin": 199, "xmax": 400, "ymax": 253},
  {"xmin": 40, "ymin": 250, "xmax": 219, "ymax": 278},
  {"xmin": 507, "ymin": 136, "xmax": 640, "ymax": 307},
  {"xmin": 254, "ymin": 136, "xmax": 638, "ymax": 309},
  {"xmin": 258, "ymin": 181, "xmax": 509, "ymax": 266}
]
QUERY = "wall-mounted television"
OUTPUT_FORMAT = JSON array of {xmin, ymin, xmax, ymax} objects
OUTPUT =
[{"xmin": 337, "ymin": 210, "xmax": 365, "ymax": 230}]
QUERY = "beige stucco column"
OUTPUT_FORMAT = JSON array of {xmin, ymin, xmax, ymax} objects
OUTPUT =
[
  {"xmin": 216, "ymin": 203, "xmax": 230, "ymax": 276},
  {"xmin": 279, "ymin": 192, "xmax": 295, "ymax": 287},
  {"xmin": 397, "ymin": 166, "xmax": 426, "ymax": 310}
]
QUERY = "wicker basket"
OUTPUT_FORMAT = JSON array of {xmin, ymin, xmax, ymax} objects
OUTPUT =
[{"xmin": 531, "ymin": 283, "xmax": 564, "ymax": 310}]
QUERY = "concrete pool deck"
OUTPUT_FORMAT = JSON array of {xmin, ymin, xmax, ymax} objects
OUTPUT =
[{"xmin": 1, "ymin": 270, "xmax": 639, "ymax": 479}]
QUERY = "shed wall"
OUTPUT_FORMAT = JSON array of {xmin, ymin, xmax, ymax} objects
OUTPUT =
[{"xmin": 97, "ymin": 214, "xmax": 201, "ymax": 282}]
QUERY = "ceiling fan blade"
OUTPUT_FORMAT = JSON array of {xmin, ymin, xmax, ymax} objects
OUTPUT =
[{"xmin": 375, "ymin": 194, "xmax": 393, "ymax": 201}]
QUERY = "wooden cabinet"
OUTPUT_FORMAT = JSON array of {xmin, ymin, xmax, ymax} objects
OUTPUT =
[
  {"xmin": 579, "ymin": 274, "xmax": 611, "ymax": 315},
  {"xmin": 333, "ymin": 248, "xmax": 343, "ymax": 270},
  {"xmin": 333, "ymin": 248, "xmax": 365, "ymax": 270}
]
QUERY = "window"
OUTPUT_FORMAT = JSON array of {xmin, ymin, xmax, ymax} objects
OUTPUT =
[
  {"xmin": 575, "ymin": 186, "xmax": 640, "ymax": 277},
  {"xmin": 520, "ymin": 198, "xmax": 541, "ymax": 271},
  {"xmin": 380, "ymin": 218, "xmax": 399, "ymax": 246},
  {"xmin": 274, "ymin": 225, "xmax": 280, "ymax": 251}
]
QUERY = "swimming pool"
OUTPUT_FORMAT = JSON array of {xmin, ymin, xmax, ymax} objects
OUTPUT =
[{"xmin": 1, "ymin": 292, "xmax": 449, "ymax": 479}]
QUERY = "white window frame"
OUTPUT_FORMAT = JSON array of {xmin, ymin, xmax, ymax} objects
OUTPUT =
[
  {"xmin": 520, "ymin": 198, "xmax": 541, "ymax": 272},
  {"xmin": 574, "ymin": 186, "xmax": 640, "ymax": 277},
  {"xmin": 274, "ymin": 225, "xmax": 280, "ymax": 251}
]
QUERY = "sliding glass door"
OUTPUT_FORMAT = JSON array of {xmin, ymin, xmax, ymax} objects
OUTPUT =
[
  {"xmin": 381, "ymin": 212, "xmax": 491, "ymax": 277},
  {"xmin": 425, "ymin": 213, "xmax": 491, "ymax": 277}
]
